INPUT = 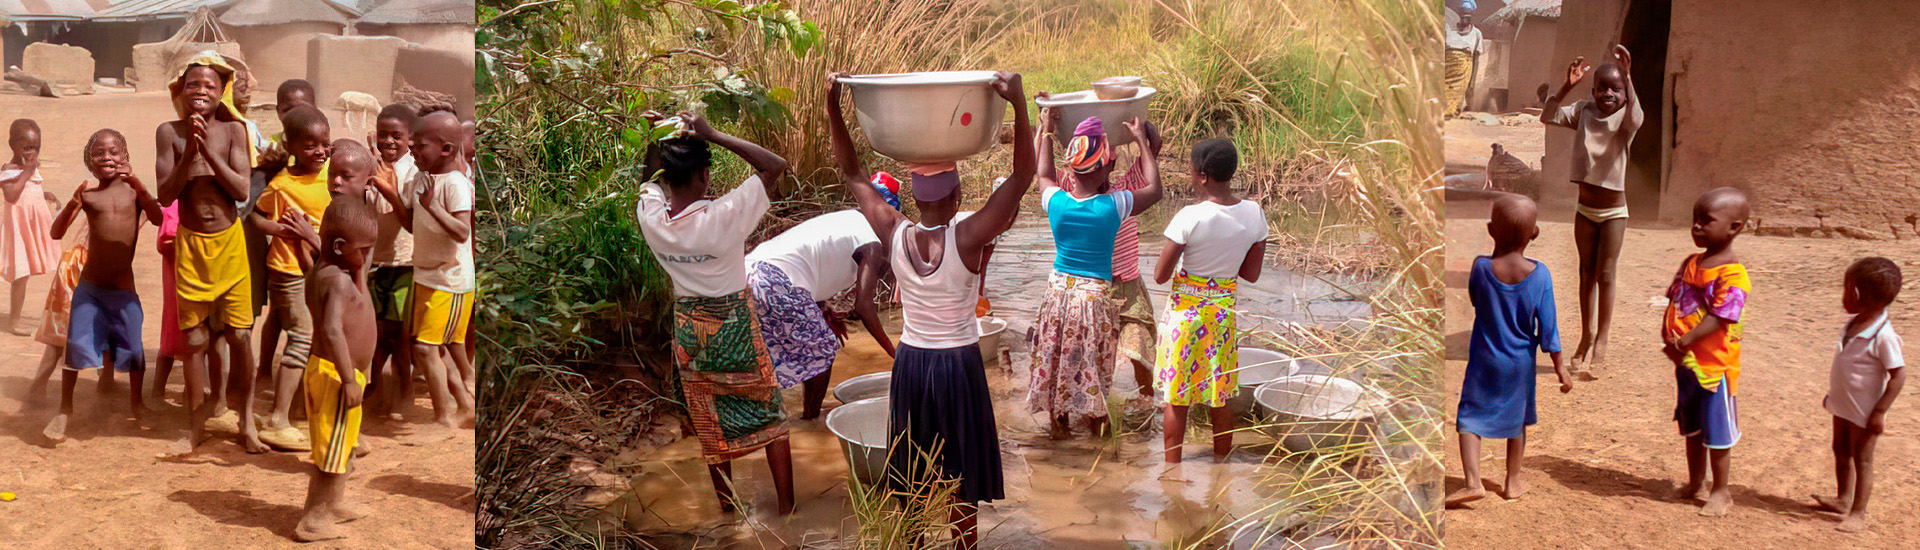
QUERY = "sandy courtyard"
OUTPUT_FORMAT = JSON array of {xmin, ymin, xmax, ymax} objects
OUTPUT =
[
  {"xmin": 1443, "ymin": 198, "xmax": 1920, "ymax": 548},
  {"xmin": 0, "ymin": 92, "xmax": 472, "ymax": 547}
]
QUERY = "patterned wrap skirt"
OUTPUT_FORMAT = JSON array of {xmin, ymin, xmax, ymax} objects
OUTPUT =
[
  {"xmin": 1110, "ymin": 276, "xmax": 1157, "ymax": 372},
  {"xmin": 746, "ymin": 261, "xmax": 840, "ymax": 389},
  {"xmin": 673, "ymin": 291, "xmax": 788, "ymax": 464},
  {"xmin": 1026, "ymin": 272, "xmax": 1119, "ymax": 417},
  {"xmin": 1156, "ymin": 272, "xmax": 1240, "ymax": 407}
]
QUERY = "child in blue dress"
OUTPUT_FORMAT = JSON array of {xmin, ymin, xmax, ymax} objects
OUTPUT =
[{"xmin": 1448, "ymin": 195, "xmax": 1573, "ymax": 507}]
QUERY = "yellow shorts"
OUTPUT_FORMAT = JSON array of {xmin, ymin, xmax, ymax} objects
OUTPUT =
[
  {"xmin": 175, "ymin": 221, "xmax": 255, "ymax": 330},
  {"xmin": 411, "ymin": 283, "xmax": 473, "ymax": 345},
  {"xmin": 304, "ymin": 356, "xmax": 364, "ymax": 474}
]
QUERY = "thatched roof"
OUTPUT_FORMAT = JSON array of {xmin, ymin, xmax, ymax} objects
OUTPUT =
[
  {"xmin": 356, "ymin": 0, "xmax": 469, "ymax": 25},
  {"xmin": 217, "ymin": 0, "xmax": 354, "ymax": 26},
  {"xmin": 1487, "ymin": 0, "xmax": 1559, "ymax": 25}
]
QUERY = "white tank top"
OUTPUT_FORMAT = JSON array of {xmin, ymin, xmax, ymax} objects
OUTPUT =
[{"xmin": 892, "ymin": 220, "xmax": 981, "ymax": 349}]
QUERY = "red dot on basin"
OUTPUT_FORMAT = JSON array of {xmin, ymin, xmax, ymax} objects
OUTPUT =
[{"xmin": 961, "ymin": 112, "xmax": 972, "ymax": 126}]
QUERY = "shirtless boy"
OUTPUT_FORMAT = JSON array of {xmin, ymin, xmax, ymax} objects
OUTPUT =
[
  {"xmin": 290, "ymin": 198, "xmax": 380, "ymax": 542},
  {"xmin": 44, "ymin": 129, "xmax": 165, "ymax": 442},
  {"xmin": 158, "ymin": 57, "xmax": 264, "ymax": 454}
]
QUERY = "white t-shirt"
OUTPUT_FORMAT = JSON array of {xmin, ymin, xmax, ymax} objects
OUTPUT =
[
  {"xmin": 372, "ymin": 153, "xmax": 420, "ymax": 267},
  {"xmin": 1163, "ymin": 199, "xmax": 1268, "ymax": 279},
  {"xmin": 746, "ymin": 209, "xmax": 879, "ymax": 301},
  {"xmin": 411, "ymin": 170, "xmax": 476, "ymax": 293},
  {"xmin": 1826, "ymin": 315, "xmax": 1906, "ymax": 428},
  {"xmin": 637, "ymin": 176, "xmax": 770, "ymax": 297}
]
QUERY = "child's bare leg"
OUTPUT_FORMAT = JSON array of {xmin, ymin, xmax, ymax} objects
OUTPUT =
[
  {"xmin": 1839, "ymin": 424, "xmax": 1878, "ymax": 532},
  {"xmin": 1502, "ymin": 430, "xmax": 1529, "ymax": 498},
  {"xmin": 708, "ymin": 461, "xmax": 736, "ymax": 513},
  {"xmin": 454, "ymin": 334, "xmax": 475, "ymax": 392},
  {"xmin": 366, "ymin": 331, "xmax": 395, "ymax": 418},
  {"xmin": 1207, "ymin": 404, "xmax": 1234, "ymax": 460},
  {"xmin": 7, "ymin": 277, "xmax": 26, "ymax": 334},
  {"xmin": 128, "ymin": 366, "xmax": 149, "ymax": 418},
  {"xmin": 1446, "ymin": 432, "xmax": 1487, "ymax": 506},
  {"xmin": 293, "ymin": 467, "xmax": 348, "ymax": 542},
  {"xmin": 44, "ymin": 368, "xmax": 77, "ymax": 442},
  {"xmin": 1815, "ymin": 416, "xmax": 1854, "ymax": 513},
  {"xmin": 390, "ymin": 328, "xmax": 414, "ymax": 420},
  {"xmin": 150, "ymin": 356, "xmax": 174, "ymax": 402},
  {"xmin": 1163, "ymin": 404, "xmax": 1189, "ymax": 463},
  {"xmin": 170, "ymin": 327, "xmax": 213, "ymax": 456},
  {"xmin": 1588, "ymin": 218, "xmax": 1626, "ymax": 365},
  {"xmin": 1571, "ymin": 215, "xmax": 1598, "ymax": 367},
  {"xmin": 209, "ymin": 337, "xmax": 230, "ymax": 415},
  {"xmin": 952, "ymin": 500, "xmax": 980, "ymax": 550},
  {"xmin": 801, "ymin": 365, "xmax": 832, "ymax": 420},
  {"xmin": 448, "ymin": 342, "xmax": 475, "ymax": 424},
  {"xmin": 766, "ymin": 439, "xmax": 795, "ymax": 515},
  {"xmin": 268, "ymin": 359, "xmax": 303, "ymax": 429},
  {"xmin": 1678, "ymin": 435, "xmax": 1708, "ymax": 500},
  {"xmin": 27, "ymin": 345, "xmax": 60, "ymax": 403},
  {"xmin": 1132, "ymin": 358, "xmax": 1153, "ymax": 398},
  {"xmin": 1699, "ymin": 447, "xmax": 1733, "ymax": 516},
  {"xmin": 256, "ymin": 308, "xmax": 281, "ymax": 383},
  {"xmin": 223, "ymin": 327, "xmax": 267, "ymax": 453},
  {"xmin": 414, "ymin": 342, "xmax": 458, "ymax": 427}
]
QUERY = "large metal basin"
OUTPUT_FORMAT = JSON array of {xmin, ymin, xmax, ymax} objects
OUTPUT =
[
  {"xmin": 837, "ymin": 71, "xmax": 1007, "ymax": 164},
  {"xmin": 825, "ymin": 396, "xmax": 891, "ymax": 485},
  {"xmin": 832, "ymin": 371, "xmax": 891, "ymax": 404},
  {"xmin": 1034, "ymin": 86, "xmax": 1157, "ymax": 147},
  {"xmin": 1226, "ymin": 347, "xmax": 1298, "ymax": 417},
  {"xmin": 1255, "ymin": 374, "xmax": 1386, "ymax": 454},
  {"xmin": 977, "ymin": 316, "xmax": 1008, "ymax": 367},
  {"xmin": 1230, "ymin": 520, "xmax": 1346, "ymax": 550}
]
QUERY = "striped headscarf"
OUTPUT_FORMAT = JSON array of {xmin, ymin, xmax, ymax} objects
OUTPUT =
[{"xmin": 1065, "ymin": 117, "xmax": 1110, "ymax": 174}]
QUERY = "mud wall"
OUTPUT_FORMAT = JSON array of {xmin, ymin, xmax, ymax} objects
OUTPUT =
[
  {"xmin": 228, "ymin": 22, "xmax": 344, "ymax": 99},
  {"xmin": 395, "ymin": 43, "xmax": 475, "ymax": 115},
  {"xmin": 22, "ymin": 43, "xmax": 94, "ymax": 94},
  {"xmin": 307, "ymin": 35, "xmax": 406, "ymax": 107},
  {"xmin": 361, "ymin": 24, "xmax": 473, "ymax": 54},
  {"xmin": 1662, "ymin": 2, "xmax": 1920, "ymax": 233},
  {"xmin": 1504, "ymin": 17, "xmax": 1557, "ymax": 112}
]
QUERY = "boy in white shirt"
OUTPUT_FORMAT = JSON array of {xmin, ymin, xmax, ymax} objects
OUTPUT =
[
  {"xmin": 1815, "ymin": 257, "xmax": 1906, "ymax": 532},
  {"xmin": 383, "ymin": 108, "xmax": 474, "ymax": 429}
]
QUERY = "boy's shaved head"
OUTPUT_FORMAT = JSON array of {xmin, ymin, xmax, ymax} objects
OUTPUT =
[
  {"xmin": 1488, "ymin": 194, "xmax": 1539, "ymax": 246},
  {"xmin": 9, "ymin": 118, "xmax": 39, "ymax": 140},
  {"xmin": 283, "ymin": 105, "xmax": 330, "ymax": 142},
  {"xmin": 1697, "ymin": 187, "xmax": 1751, "ymax": 221},
  {"xmin": 1595, "ymin": 63, "xmax": 1625, "ymax": 83},
  {"xmin": 330, "ymin": 139, "xmax": 375, "ymax": 172},
  {"xmin": 321, "ymin": 195, "xmax": 379, "ymax": 247}
]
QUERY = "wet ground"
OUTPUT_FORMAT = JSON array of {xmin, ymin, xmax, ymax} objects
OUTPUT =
[{"xmin": 621, "ymin": 220, "xmax": 1381, "ymax": 548}]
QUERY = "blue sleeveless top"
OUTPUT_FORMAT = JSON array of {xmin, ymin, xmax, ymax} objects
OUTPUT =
[{"xmin": 1044, "ymin": 187, "xmax": 1134, "ymax": 280}]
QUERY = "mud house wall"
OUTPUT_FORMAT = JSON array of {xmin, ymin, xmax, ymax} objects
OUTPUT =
[
  {"xmin": 1468, "ymin": 40, "xmax": 1507, "ymax": 112},
  {"xmin": 1662, "ymin": 2, "xmax": 1920, "ymax": 232},
  {"xmin": 307, "ymin": 35, "xmax": 405, "ymax": 107},
  {"xmin": 229, "ymin": 22, "xmax": 345, "ymax": 100},
  {"xmin": 361, "ymin": 24, "xmax": 473, "ymax": 54},
  {"xmin": 1539, "ymin": 0, "xmax": 1630, "ymax": 217},
  {"xmin": 395, "ymin": 44, "xmax": 476, "ymax": 114},
  {"xmin": 1505, "ymin": 17, "xmax": 1558, "ymax": 112}
]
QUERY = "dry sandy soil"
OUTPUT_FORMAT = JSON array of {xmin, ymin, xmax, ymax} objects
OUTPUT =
[
  {"xmin": 0, "ymin": 92, "xmax": 472, "ymax": 548},
  {"xmin": 1444, "ymin": 198, "xmax": 1920, "ymax": 548}
]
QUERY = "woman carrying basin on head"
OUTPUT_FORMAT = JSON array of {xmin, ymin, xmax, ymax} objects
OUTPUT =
[
  {"xmin": 1027, "ymin": 102, "xmax": 1164, "ymax": 440},
  {"xmin": 827, "ymin": 70, "xmax": 1034, "ymax": 550}
]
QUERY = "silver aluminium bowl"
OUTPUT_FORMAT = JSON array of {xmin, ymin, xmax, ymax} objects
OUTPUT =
[
  {"xmin": 1254, "ymin": 374, "xmax": 1385, "ymax": 454},
  {"xmin": 1034, "ymin": 86, "xmax": 1157, "ymax": 147},
  {"xmin": 977, "ymin": 316, "xmax": 1008, "ymax": 367},
  {"xmin": 825, "ymin": 396, "xmax": 891, "ymax": 485},
  {"xmin": 1226, "ymin": 347, "xmax": 1298, "ymax": 418},
  {"xmin": 832, "ymin": 371, "xmax": 892, "ymax": 404},
  {"xmin": 837, "ymin": 71, "xmax": 1007, "ymax": 164}
]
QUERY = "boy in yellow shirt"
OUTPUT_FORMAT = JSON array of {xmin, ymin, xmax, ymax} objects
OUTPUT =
[{"xmin": 252, "ymin": 105, "xmax": 331, "ymax": 450}]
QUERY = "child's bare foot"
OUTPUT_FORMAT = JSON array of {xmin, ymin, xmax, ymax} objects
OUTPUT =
[
  {"xmin": 331, "ymin": 501, "xmax": 371, "ymax": 524},
  {"xmin": 42, "ymin": 414, "xmax": 68, "ymax": 443},
  {"xmin": 238, "ymin": 428, "xmax": 270, "ymax": 454},
  {"xmin": 293, "ymin": 516, "xmax": 348, "ymax": 542},
  {"xmin": 353, "ymin": 440, "xmax": 373, "ymax": 458},
  {"xmin": 163, "ymin": 436, "xmax": 199, "ymax": 458},
  {"xmin": 1698, "ymin": 489, "xmax": 1733, "ymax": 516},
  {"xmin": 1837, "ymin": 513, "xmax": 1869, "ymax": 533},
  {"xmin": 1500, "ymin": 476, "xmax": 1529, "ymax": 499},
  {"xmin": 1444, "ymin": 485, "xmax": 1487, "ymax": 508},
  {"xmin": 1813, "ymin": 494, "xmax": 1851, "ymax": 514},
  {"xmin": 1048, "ymin": 417, "xmax": 1072, "ymax": 440},
  {"xmin": 1673, "ymin": 482, "xmax": 1708, "ymax": 502}
]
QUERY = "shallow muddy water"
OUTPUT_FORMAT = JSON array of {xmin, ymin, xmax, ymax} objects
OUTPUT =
[{"xmin": 617, "ymin": 220, "xmax": 1378, "ymax": 548}]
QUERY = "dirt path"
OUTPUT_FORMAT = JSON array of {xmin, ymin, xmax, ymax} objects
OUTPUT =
[
  {"xmin": 1443, "ymin": 198, "xmax": 1920, "ymax": 547},
  {"xmin": 0, "ymin": 92, "xmax": 472, "ymax": 548}
]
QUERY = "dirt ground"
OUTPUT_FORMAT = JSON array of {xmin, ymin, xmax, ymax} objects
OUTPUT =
[
  {"xmin": 0, "ymin": 92, "xmax": 472, "ymax": 548},
  {"xmin": 1443, "ymin": 198, "xmax": 1920, "ymax": 548}
]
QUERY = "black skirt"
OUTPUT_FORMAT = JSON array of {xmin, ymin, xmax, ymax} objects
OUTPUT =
[{"xmin": 887, "ymin": 343, "xmax": 1004, "ymax": 503}]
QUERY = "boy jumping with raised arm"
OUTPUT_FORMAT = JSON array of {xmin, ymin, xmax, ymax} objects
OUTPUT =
[
  {"xmin": 1543, "ymin": 45, "xmax": 1642, "ymax": 376},
  {"xmin": 157, "ymin": 54, "xmax": 264, "ymax": 455},
  {"xmin": 1446, "ymin": 195, "xmax": 1572, "ymax": 506},
  {"xmin": 289, "ymin": 198, "xmax": 380, "ymax": 542},
  {"xmin": 44, "ymin": 129, "xmax": 166, "ymax": 442},
  {"xmin": 1815, "ymin": 257, "xmax": 1906, "ymax": 532},
  {"xmin": 1662, "ymin": 187, "xmax": 1751, "ymax": 517}
]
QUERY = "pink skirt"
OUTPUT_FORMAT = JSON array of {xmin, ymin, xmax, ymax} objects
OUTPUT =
[{"xmin": 1, "ymin": 177, "xmax": 60, "ymax": 282}]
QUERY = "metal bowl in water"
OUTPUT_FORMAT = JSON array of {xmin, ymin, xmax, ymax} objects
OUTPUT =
[
  {"xmin": 836, "ymin": 71, "xmax": 1007, "ymax": 164},
  {"xmin": 825, "ymin": 396, "xmax": 891, "ymax": 485},
  {"xmin": 1226, "ymin": 347, "xmax": 1298, "ymax": 417},
  {"xmin": 1230, "ymin": 520, "xmax": 1347, "ymax": 550},
  {"xmin": 832, "ymin": 371, "xmax": 891, "ymax": 404},
  {"xmin": 1255, "ymin": 374, "xmax": 1386, "ymax": 453},
  {"xmin": 977, "ymin": 316, "xmax": 1008, "ymax": 367},
  {"xmin": 1034, "ymin": 86, "xmax": 1157, "ymax": 147}
]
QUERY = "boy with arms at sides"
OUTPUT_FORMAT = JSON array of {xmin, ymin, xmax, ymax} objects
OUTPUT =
[
  {"xmin": 364, "ymin": 104, "xmax": 419, "ymax": 419},
  {"xmin": 1661, "ymin": 187, "xmax": 1752, "ymax": 517},
  {"xmin": 252, "ymin": 105, "xmax": 333, "ymax": 451},
  {"xmin": 283, "ymin": 198, "xmax": 380, "ymax": 542},
  {"xmin": 377, "ymin": 108, "xmax": 475, "ymax": 429},
  {"xmin": 158, "ymin": 55, "xmax": 264, "ymax": 455},
  {"xmin": 1445, "ymin": 195, "xmax": 1572, "ymax": 505},
  {"xmin": 1543, "ymin": 45, "xmax": 1641, "ymax": 377},
  {"xmin": 44, "ymin": 129, "xmax": 166, "ymax": 442},
  {"xmin": 1815, "ymin": 257, "xmax": 1906, "ymax": 532},
  {"xmin": 249, "ymin": 79, "xmax": 321, "ymax": 387}
]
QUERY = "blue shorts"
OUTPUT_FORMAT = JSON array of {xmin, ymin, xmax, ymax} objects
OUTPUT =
[
  {"xmin": 66, "ymin": 281, "xmax": 146, "ymax": 372},
  {"xmin": 1674, "ymin": 367, "xmax": 1740, "ymax": 449}
]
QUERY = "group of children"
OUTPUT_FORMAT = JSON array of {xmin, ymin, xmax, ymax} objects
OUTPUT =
[
  {"xmin": 1450, "ymin": 45, "xmax": 1905, "ymax": 533},
  {"xmin": 0, "ymin": 51, "xmax": 478, "ymax": 542},
  {"xmin": 635, "ymin": 71, "xmax": 1269, "ymax": 548}
]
